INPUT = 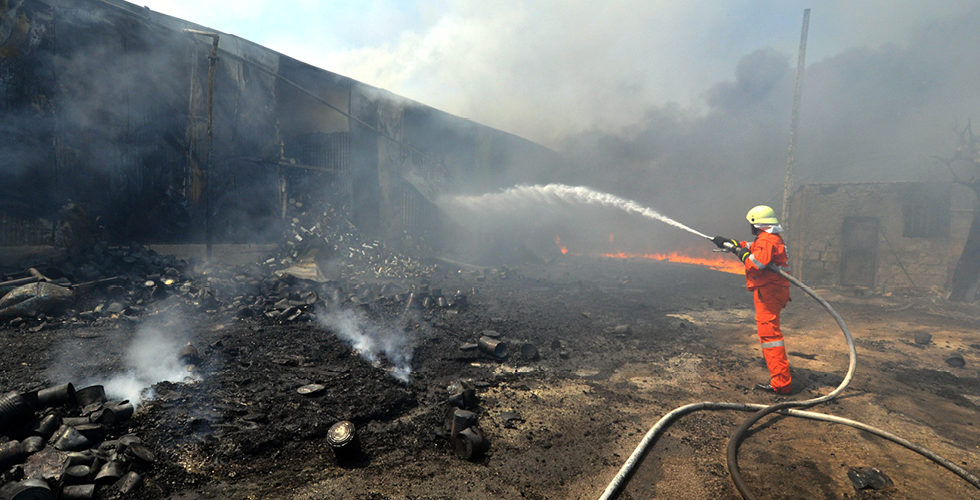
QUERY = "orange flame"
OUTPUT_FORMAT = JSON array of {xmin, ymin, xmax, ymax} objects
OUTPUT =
[
  {"xmin": 602, "ymin": 251, "xmax": 744, "ymax": 275},
  {"xmin": 554, "ymin": 235, "xmax": 569, "ymax": 255}
]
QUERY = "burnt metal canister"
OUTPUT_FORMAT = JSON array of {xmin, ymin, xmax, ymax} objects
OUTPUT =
[
  {"xmin": 74, "ymin": 386, "xmax": 106, "ymax": 407},
  {"xmin": 452, "ymin": 427, "xmax": 488, "ymax": 461},
  {"xmin": 0, "ymin": 440, "xmax": 26, "ymax": 468},
  {"xmin": 0, "ymin": 391, "xmax": 32, "ymax": 430},
  {"xmin": 0, "ymin": 479, "xmax": 53, "ymax": 500},
  {"xmin": 117, "ymin": 434, "xmax": 141, "ymax": 447},
  {"xmin": 51, "ymin": 426, "xmax": 92, "ymax": 452},
  {"xmin": 21, "ymin": 435, "xmax": 44, "ymax": 454},
  {"xmin": 64, "ymin": 452, "xmax": 96, "ymax": 467},
  {"xmin": 178, "ymin": 343, "xmax": 201, "ymax": 365},
  {"xmin": 446, "ymin": 380, "xmax": 478, "ymax": 410},
  {"xmin": 403, "ymin": 292, "xmax": 421, "ymax": 313},
  {"xmin": 326, "ymin": 420, "xmax": 360, "ymax": 462},
  {"xmin": 478, "ymin": 336, "xmax": 508, "ymax": 360},
  {"xmin": 73, "ymin": 423, "xmax": 104, "ymax": 442},
  {"xmin": 520, "ymin": 342, "xmax": 540, "ymax": 361},
  {"xmin": 114, "ymin": 471, "xmax": 142, "ymax": 495},
  {"xmin": 60, "ymin": 484, "xmax": 95, "ymax": 500},
  {"xmin": 37, "ymin": 383, "xmax": 75, "ymax": 408},
  {"xmin": 19, "ymin": 390, "xmax": 39, "ymax": 410},
  {"xmin": 451, "ymin": 409, "xmax": 477, "ymax": 438},
  {"xmin": 453, "ymin": 291, "xmax": 468, "ymax": 310},
  {"xmin": 93, "ymin": 401, "xmax": 134, "ymax": 425},
  {"xmin": 296, "ymin": 384, "xmax": 326, "ymax": 397},
  {"xmin": 125, "ymin": 443, "xmax": 155, "ymax": 464},
  {"xmin": 94, "ymin": 461, "xmax": 126, "ymax": 484},
  {"xmin": 109, "ymin": 399, "xmax": 136, "ymax": 422},
  {"xmin": 62, "ymin": 464, "xmax": 91, "ymax": 484},
  {"xmin": 34, "ymin": 414, "xmax": 60, "ymax": 439}
]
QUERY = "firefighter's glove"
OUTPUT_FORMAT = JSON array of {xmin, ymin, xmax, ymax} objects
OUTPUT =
[
  {"xmin": 712, "ymin": 236, "xmax": 738, "ymax": 249},
  {"xmin": 733, "ymin": 246, "xmax": 750, "ymax": 262}
]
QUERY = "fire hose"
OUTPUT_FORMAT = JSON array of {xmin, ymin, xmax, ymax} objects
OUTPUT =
[{"xmin": 599, "ymin": 242, "xmax": 980, "ymax": 499}]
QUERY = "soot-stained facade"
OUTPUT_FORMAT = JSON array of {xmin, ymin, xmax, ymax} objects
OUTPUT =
[
  {"xmin": 786, "ymin": 182, "xmax": 974, "ymax": 293},
  {"xmin": 0, "ymin": 0, "xmax": 560, "ymax": 248}
]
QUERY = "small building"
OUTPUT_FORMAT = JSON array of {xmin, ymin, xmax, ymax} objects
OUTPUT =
[{"xmin": 786, "ymin": 182, "xmax": 975, "ymax": 293}]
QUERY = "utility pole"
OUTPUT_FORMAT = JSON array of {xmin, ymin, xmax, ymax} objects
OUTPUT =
[
  {"xmin": 781, "ymin": 8, "xmax": 810, "ymax": 231},
  {"xmin": 185, "ymin": 29, "xmax": 219, "ymax": 262}
]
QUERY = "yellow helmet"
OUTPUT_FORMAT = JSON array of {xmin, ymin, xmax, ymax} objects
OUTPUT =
[{"xmin": 746, "ymin": 205, "xmax": 779, "ymax": 225}]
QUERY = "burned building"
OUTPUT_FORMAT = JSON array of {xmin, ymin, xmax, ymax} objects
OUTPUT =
[
  {"xmin": 0, "ymin": 0, "xmax": 561, "ymax": 253},
  {"xmin": 786, "ymin": 182, "xmax": 974, "ymax": 293}
]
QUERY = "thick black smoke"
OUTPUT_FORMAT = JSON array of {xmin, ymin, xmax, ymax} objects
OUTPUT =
[{"xmin": 540, "ymin": 6, "xmax": 980, "ymax": 246}]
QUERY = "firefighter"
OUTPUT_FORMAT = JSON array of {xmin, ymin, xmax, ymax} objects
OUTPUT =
[{"xmin": 712, "ymin": 205, "xmax": 793, "ymax": 395}]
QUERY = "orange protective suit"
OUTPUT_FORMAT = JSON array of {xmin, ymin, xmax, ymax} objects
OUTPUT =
[{"xmin": 739, "ymin": 231, "xmax": 791, "ymax": 394}]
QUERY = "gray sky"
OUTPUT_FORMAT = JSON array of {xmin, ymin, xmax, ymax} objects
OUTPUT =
[{"xmin": 140, "ymin": 1, "xmax": 977, "ymax": 148}]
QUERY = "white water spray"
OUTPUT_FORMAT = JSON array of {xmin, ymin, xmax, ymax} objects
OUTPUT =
[{"xmin": 441, "ymin": 184, "xmax": 709, "ymax": 239}]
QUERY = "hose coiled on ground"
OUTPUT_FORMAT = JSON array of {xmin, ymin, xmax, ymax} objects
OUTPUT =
[{"xmin": 599, "ymin": 268, "xmax": 980, "ymax": 499}]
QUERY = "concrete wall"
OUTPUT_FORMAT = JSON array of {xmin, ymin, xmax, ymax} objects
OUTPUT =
[{"xmin": 787, "ymin": 182, "xmax": 974, "ymax": 293}]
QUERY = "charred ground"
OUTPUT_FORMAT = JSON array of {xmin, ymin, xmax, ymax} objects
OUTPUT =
[{"xmin": 1, "ymin": 249, "xmax": 978, "ymax": 499}]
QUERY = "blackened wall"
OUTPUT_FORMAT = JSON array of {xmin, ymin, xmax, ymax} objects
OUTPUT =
[{"xmin": 0, "ymin": 0, "xmax": 563, "ymax": 248}]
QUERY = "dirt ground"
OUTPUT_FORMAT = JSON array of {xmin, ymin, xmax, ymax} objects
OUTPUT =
[{"xmin": 1, "ymin": 256, "xmax": 978, "ymax": 499}]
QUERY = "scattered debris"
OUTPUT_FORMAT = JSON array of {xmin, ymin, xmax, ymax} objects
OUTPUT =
[
  {"xmin": 519, "ymin": 342, "xmax": 540, "ymax": 361},
  {"xmin": 0, "ymin": 382, "xmax": 150, "ymax": 498},
  {"xmin": 914, "ymin": 331, "xmax": 932, "ymax": 345},
  {"xmin": 326, "ymin": 421, "xmax": 360, "ymax": 463},
  {"xmin": 478, "ymin": 336, "xmax": 508, "ymax": 360},
  {"xmin": 453, "ymin": 426, "xmax": 488, "ymax": 461},
  {"xmin": 447, "ymin": 381, "xmax": 478, "ymax": 410},
  {"xmin": 945, "ymin": 353, "xmax": 965, "ymax": 368},
  {"xmin": 847, "ymin": 466, "xmax": 893, "ymax": 491},
  {"xmin": 607, "ymin": 324, "xmax": 632, "ymax": 336},
  {"xmin": 0, "ymin": 282, "xmax": 73, "ymax": 320},
  {"xmin": 788, "ymin": 351, "xmax": 817, "ymax": 360},
  {"xmin": 296, "ymin": 384, "xmax": 326, "ymax": 397},
  {"xmin": 500, "ymin": 411, "xmax": 524, "ymax": 428}
]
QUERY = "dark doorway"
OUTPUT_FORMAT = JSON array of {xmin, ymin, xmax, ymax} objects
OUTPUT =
[{"xmin": 840, "ymin": 216, "xmax": 878, "ymax": 287}]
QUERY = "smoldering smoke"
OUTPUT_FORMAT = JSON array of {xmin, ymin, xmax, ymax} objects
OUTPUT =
[
  {"xmin": 101, "ymin": 323, "xmax": 198, "ymax": 405},
  {"xmin": 47, "ymin": 309, "xmax": 200, "ymax": 407},
  {"xmin": 317, "ymin": 307, "xmax": 413, "ymax": 383}
]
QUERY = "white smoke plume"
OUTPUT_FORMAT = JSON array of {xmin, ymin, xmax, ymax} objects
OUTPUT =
[
  {"xmin": 100, "ymin": 322, "xmax": 198, "ymax": 405},
  {"xmin": 45, "ymin": 307, "xmax": 199, "ymax": 407},
  {"xmin": 317, "ymin": 307, "xmax": 413, "ymax": 383}
]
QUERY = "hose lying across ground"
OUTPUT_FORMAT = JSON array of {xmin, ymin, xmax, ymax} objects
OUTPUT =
[{"xmin": 599, "ymin": 268, "xmax": 980, "ymax": 499}]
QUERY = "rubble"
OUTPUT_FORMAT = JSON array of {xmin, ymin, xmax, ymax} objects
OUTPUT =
[
  {"xmin": 0, "ymin": 282, "xmax": 73, "ymax": 320},
  {"xmin": 325, "ymin": 421, "xmax": 360, "ymax": 463},
  {"xmin": 452, "ymin": 427, "xmax": 488, "ymax": 461},
  {"xmin": 913, "ymin": 331, "xmax": 932, "ymax": 345},
  {"xmin": 296, "ymin": 384, "xmax": 326, "ymax": 397},
  {"xmin": 847, "ymin": 466, "xmax": 893, "ymax": 491},
  {"xmin": 945, "ymin": 353, "xmax": 966, "ymax": 368},
  {"xmin": 0, "ymin": 383, "xmax": 151, "ymax": 499},
  {"xmin": 0, "ymin": 248, "xmax": 976, "ymax": 498},
  {"xmin": 519, "ymin": 342, "xmax": 540, "ymax": 361},
  {"xmin": 478, "ymin": 336, "xmax": 508, "ymax": 360},
  {"xmin": 0, "ymin": 199, "xmax": 458, "ymax": 334}
]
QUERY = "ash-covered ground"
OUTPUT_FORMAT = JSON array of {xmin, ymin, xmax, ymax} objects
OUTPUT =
[{"xmin": 1, "ymin": 236, "xmax": 978, "ymax": 499}]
